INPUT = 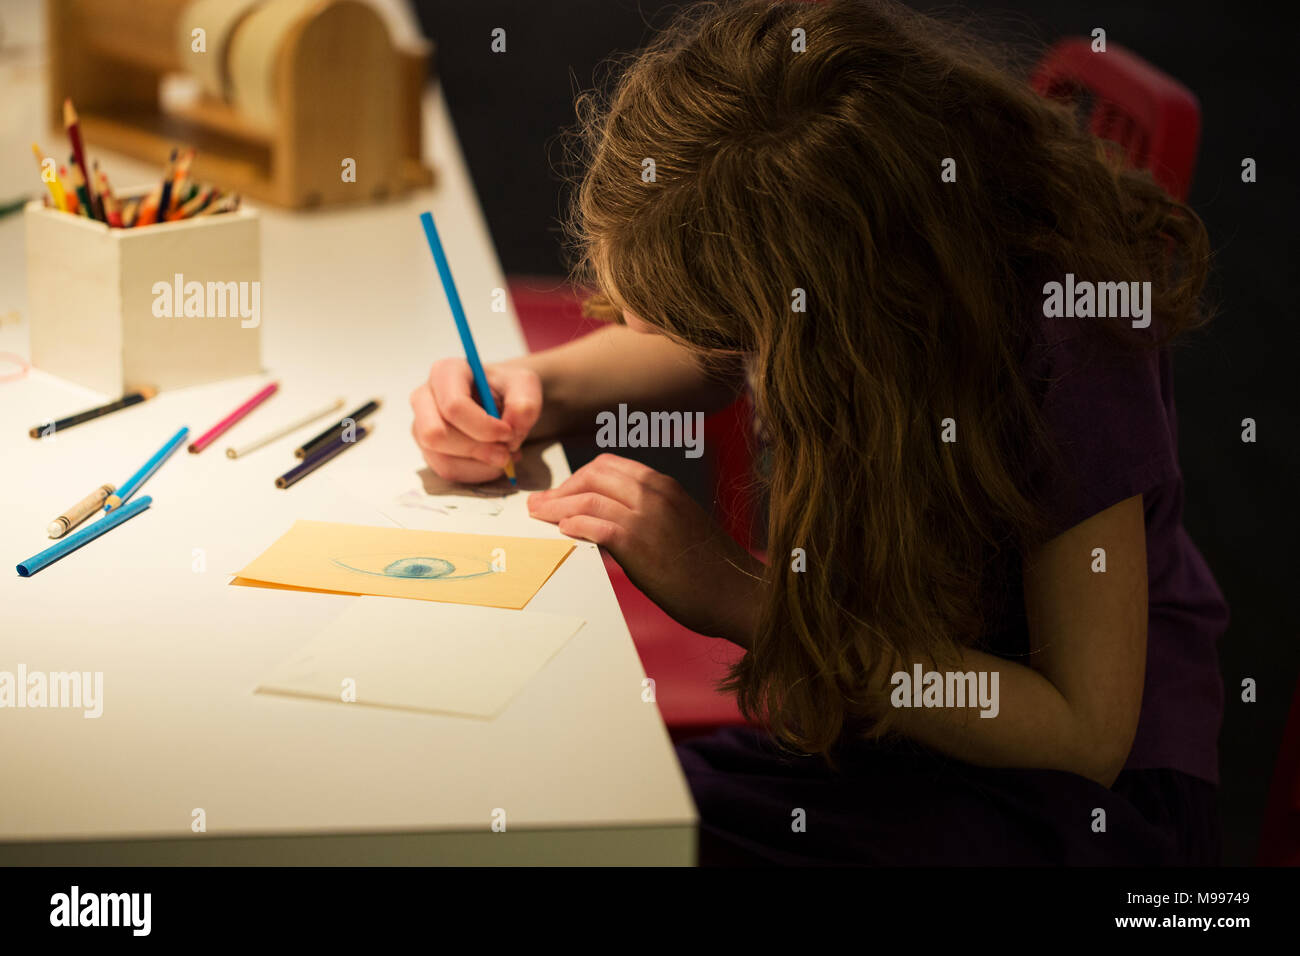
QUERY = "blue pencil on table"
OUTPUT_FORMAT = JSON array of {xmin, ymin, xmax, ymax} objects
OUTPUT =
[
  {"xmin": 419, "ymin": 210, "xmax": 517, "ymax": 486},
  {"xmin": 17, "ymin": 496, "xmax": 153, "ymax": 577},
  {"xmin": 105, "ymin": 426, "xmax": 188, "ymax": 511}
]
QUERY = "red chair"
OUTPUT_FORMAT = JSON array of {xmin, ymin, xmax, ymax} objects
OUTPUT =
[
  {"xmin": 1031, "ymin": 38, "xmax": 1201, "ymax": 202},
  {"xmin": 509, "ymin": 278, "xmax": 754, "ymax": 738}
]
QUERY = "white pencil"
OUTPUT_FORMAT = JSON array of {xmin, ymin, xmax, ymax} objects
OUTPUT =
[{"xmin": 225, "ymin": 398, "xmax": 345, "ymax": 459}]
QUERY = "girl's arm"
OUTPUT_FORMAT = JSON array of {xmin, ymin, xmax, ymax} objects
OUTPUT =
[
  {"xmin": 525, "ymin": 452, "xmax": 1147, "ymax": 786},
  {"xmin": 412, "ymin": 325, "xmax": 744, "ymax": 484},
  {"xmin": 889, "ymin": 493, "xmax": 1149, "ymax": 787},
  {"xmin": 497, "ymin": 324, "xmax": 745, "ymax": 441}
]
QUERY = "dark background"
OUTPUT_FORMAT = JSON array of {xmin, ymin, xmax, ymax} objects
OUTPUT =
[{"xmin": 411, "ymin": 0, "xmax": 1298, "ymax": 864}]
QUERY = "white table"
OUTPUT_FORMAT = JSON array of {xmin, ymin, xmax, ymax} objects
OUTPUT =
[{"xmin": 0, "ymin": 69, "xmax": 697, "ymax": 864}]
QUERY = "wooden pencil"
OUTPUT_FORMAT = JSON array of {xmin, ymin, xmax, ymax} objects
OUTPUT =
[
  {"xmin": 420, "ymin": 210, "xmax": 517, "ymax": 484},
  {"xmin": 156, "ymin": 148, "xmax": 179, "ymax": 221},
  {"xmin": 30, "ymin": 143, "xmax": 67, "ymax": 211},
  {"xmin": 134, "ymin": 182, "xmax": 164, "ymax": 227},
  {"xmin": 28, "ymin": 386, "xmax": 158, "ymax": 438},
  {"xmin": 167, "ymin": 185, "xmax": 214, "ymax": 221},
  {"xmin": 276, "ymin": 425, "xmax": 372, "ymax": 489},
  {"xmin": 195, "ymin": 192, "xmax": 239, "ymax": 216},
  {"xmin": 169, "ymin": 148, "xmax": 194, "ymax": 214},
  {"xmin": 63, "ymin": 99, "xmax": 101, "ymax": 221},
  {"xmin": 66, "ymin": 163, "xmax": 92, "ymax": 218},
  {"xmin": 93, "ymin": 162, "xmax": 123, "ymax": 227},
  {"xmin": 57, "ymin": 164, "xmax": 78, "ymax": 214}
]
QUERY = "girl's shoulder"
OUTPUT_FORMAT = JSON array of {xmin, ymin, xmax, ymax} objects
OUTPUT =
[{"xmin": 1025, "ymin": 305, "xmax": 1181, "ymax": 536}]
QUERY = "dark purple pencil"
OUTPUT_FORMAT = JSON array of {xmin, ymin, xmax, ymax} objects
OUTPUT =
[{"xmin": 274, "ymin": 425, "xmax": 370, "ymax": 489}]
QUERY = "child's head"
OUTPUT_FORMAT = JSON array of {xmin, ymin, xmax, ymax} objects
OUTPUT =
[{"xmin": 571, "ymin": 0, "xmax": 1210, "ymax": 753}]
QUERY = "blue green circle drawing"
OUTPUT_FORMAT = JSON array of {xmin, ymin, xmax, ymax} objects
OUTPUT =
[
  {"xmin": 331, "ymin": 553, "xmax": 496, "ymax": 581},
  {"xmin": 384, "ymin": 557, "xmax": 454, "ymax": 578}
]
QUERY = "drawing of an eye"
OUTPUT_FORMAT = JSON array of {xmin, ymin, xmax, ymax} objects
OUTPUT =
[
  {"xmin": 331, "ymin": 553, "xmax": 496, "ymax": 581},
  {"xmin": 382, "ymin": 557, "xmax": 454, "ymax": 578}
]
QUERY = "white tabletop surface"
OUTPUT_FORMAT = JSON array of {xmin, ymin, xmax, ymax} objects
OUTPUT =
[{"xmin": 0, "ymin": 34, "xmax": 696, "ymax": 863}]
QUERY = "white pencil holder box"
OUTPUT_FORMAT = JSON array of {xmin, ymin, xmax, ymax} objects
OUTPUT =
[{"xmin": 25, "ymin": 198, "xmax": 262, "ymax": 395}]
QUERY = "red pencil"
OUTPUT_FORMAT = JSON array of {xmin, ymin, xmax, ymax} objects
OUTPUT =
[
  {"xmin": 188, "ymin": 382, "xmax": 279, "ymax": 454},
  {"xmin": 94, "ymin": 161, "xmax": 124, "ymax": 227},
  {"xmin": 63, "ymin": 99, "xmax": 101, "ymax": 221}
]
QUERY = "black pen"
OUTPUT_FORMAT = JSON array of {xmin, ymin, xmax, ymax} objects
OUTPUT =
[{"xmin": 293, "ymin": 399, "xmax": 380, "ymax": 459}]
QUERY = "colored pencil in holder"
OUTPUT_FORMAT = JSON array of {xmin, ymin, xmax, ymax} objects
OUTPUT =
[
  {"xmin": 63, "ymin": 98, "xmax": 101, "ymax": 221},
  {"xmin": 31, "ymin": 143, "xmax": 67, "ymax": 212}
]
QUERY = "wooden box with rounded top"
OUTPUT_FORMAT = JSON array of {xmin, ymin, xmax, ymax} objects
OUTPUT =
[{"xmin": 46, "ymin": 0, "xmax": 435, "ymax": 208}]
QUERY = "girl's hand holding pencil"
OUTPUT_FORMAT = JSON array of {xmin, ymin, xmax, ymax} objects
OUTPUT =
[
  {"xmin": 416, "ymin": 210, "xmax": 522, "ymax": 486},
  {"xmin": 410, "ymin": 342, "xmax": 767, "ymax": 645},
  {"xmin": 410, "ymin": 357, "xmax": 540, "ymax": 484}
]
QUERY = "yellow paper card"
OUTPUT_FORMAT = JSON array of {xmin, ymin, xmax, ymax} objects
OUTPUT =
[{"xmin": 233, "ymin": 520, "xmax": 575, "ymax": 609}]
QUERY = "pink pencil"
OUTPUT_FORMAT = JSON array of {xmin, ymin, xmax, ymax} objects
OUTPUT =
[{"xmin": 188, "ymin": 382, "xmax": 279, "ymax": 454}]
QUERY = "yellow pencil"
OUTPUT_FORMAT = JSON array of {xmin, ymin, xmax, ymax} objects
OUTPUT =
[
  {"xmin": 58, "ymin": 166, "xmax": 79, "ymax": 214},
  {"xmin": 31, "ymin": 143, "xmax": 67, "ymax": 211}
]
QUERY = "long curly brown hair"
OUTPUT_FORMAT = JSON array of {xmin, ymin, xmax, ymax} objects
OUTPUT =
[{"xmin": 567, "ymin": 0, "xmax": 1212, "ymax": 754}]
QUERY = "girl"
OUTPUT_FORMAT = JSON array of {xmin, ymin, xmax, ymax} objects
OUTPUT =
[{"xmin": 410, "ymin": 0, "xmax": 1227, "ymax": 865}]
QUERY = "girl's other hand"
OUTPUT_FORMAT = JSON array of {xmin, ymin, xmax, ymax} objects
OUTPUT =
[
  {"xmin": 527, "ymin": 453, "xmax": 765, "ymax": 648},
  {"xmin": 410, "ymin": 359, "xmax": 542, "ymax": 483}
]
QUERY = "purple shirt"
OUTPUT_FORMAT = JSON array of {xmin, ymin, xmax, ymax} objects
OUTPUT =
[
  {"xmin": 1005, "ymin": 314, "xmax": 1229, "ymax": 784},
  {"xmin": 745, "ymin": 309, "xmax": 1227, "ymax": 784}
]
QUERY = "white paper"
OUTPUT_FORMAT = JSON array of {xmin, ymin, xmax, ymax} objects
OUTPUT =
[{"xmin": 255, "ymin": 596, "xmax": 585, "ymax": 718}]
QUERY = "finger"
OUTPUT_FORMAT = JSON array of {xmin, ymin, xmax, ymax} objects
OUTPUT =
[
  {"xmin": 555, "ymin": 514, "xmax": 630, "ymax": 551},
  {"xmin": 486, "ymin": 367, "xmax": 542, "ymax": 449},
  {"xmin": 528, "ymin": 489, "xmax": 636, "ymax": 526},
  {"xmin": 429, "ymin": 361, "xmax": 513, "ymax": 444},
  {"xmin": 532, "ymin": 462, "xmax": 646, "ymax": 511},
  {"xmin": 587, "ymin": 452, "xmax": 671, "ymax": 487},
  {"xmin": 421, "ymin": 446, "xmax": 511, "ymax": 485},
  {"xmin": 410, "ymin": 385, "xmax": 511, "ymax": 466}
]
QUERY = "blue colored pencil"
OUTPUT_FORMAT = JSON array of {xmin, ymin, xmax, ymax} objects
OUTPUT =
[
  {"xmin": 18, "ymin": 496, "xmax": 153, "ymax": 576},
  {"xmin": 419, "ymin": 211, "xmax": 516, "ymax": 485},
  {"xmin": 105, "ymin": 427, "xmax": 189, "ymax": 511}
]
